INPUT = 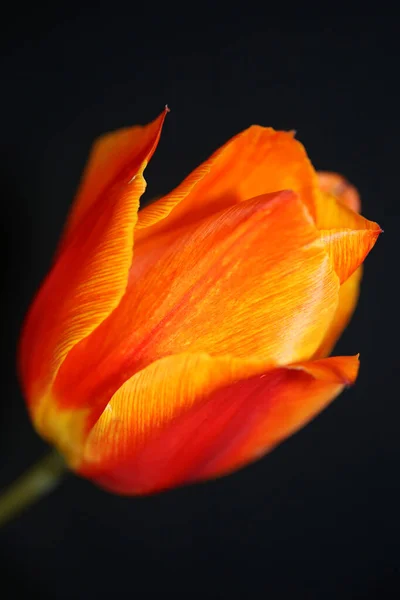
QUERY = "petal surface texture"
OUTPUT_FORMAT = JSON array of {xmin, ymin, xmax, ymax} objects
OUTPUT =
[{"xmin": 80, "ymin": 353, "xmax": 359, "ymax": 494}]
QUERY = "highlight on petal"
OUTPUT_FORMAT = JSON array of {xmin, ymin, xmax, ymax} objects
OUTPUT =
[
  {"xmin": 318, "ymin": 171, "xmax": 361, "ymax": 213},
  {"xmin": 18, "ymin": 110, "xmax": 167, "ymax": 429},
  {"xmin": 79, "ymin": 353, "xmax": 359, "ymax": 495},
  {"xmin": 136, "ymin": 124, "xmax": 319, "ymax": 242},
  {"xmin": 52, "ymin": 191, "xmax": 339, "ymax": 422}
]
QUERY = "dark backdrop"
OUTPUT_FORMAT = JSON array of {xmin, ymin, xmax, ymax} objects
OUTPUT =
[{"xmin": 0, "ymin": 6, "xmax": 397, "ymax": 599}]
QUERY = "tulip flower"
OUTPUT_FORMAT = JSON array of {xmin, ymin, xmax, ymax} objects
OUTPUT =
[{"xmin": 18, "ymin": 108, "xmax": 380, "ymax": 495}]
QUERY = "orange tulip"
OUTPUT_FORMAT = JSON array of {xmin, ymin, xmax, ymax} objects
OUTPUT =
[{"xmin": 18, "ymin": 108, "xmax": 381, "ymax": 495}]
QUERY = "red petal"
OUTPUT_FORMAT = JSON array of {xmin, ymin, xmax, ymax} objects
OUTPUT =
[{"xmin": 79, "ymin": 353, "xmax": 359, "ymax": 495}]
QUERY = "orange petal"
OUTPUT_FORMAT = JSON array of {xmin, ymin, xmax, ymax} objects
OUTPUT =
[
  {"xmin": 314, "ymin": 266, "xmax": 363, "ymax": 358},
  {"xmin": 318, "ymin": 171, "xmax": 361, "ymax": 213},
  {"xmin": 53, "ymin": 191, "xmax": 339, "ymax": 421},
  {"xmin": 18, "ymin": 110, "xmax": 167, "ymax": 430},
  {"xmin": 79, "ymin": 353, "xmax": 359, "ymax": 495},
  {"xmin": 317, "ymin": 195, "xmax": 381, "ymax": 283},
  {"xmin": 136, "ymin": 125, "xmax": 320, "ymax": 242}
]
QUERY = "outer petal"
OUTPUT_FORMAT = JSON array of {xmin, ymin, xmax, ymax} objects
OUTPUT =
[
  {"xmin": 135, "ymin": 125, "xmax": 319, "ymax": 241},
  {"xmin": 79, "ymin": 353, "xmax": 359, "ymax": 495},
  {"xmin": 52, "ymin": 191, "xmax": 339, "ymax": 422},
  {"xmin": 18, "ymin": 110, "xmax": 167, "ymax": 430}
]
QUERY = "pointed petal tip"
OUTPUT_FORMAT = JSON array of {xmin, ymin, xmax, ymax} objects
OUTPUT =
[
  {"xmin": 152, "ymin": 105, "xmax": 169, "ymax": 133},
  {"xmin": 363, "ymin": 221, "xmax": 382, "ymax": 256},
  {"xmin": 320, "ymin": 217, "xmax": 381, "ymax": 284},
  {"xmin": 367, "ymin": 221, "xmax": 383, "ymax": 242},
  {"xmin": 148, "ymin": 105, "xmax": 169, "ymax": 133},
  {"xmin": 344, "ymin": 354, "xmax": 360, "ymax": 386}
]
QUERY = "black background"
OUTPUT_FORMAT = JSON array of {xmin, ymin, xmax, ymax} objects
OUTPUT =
[{"xmin": 0, "ymin": 6, "xmax": 397, "ymax": 599}]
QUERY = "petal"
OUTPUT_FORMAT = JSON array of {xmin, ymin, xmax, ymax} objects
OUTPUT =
[
  {"xmin": 18, "ymin": 110, "xmax": 167, "ymax": 428},
  {"xmin": 79, "ymin": 353, "xmax": 359, "ymax": 495},
  {"xmin": 314, "ymin": 267, "xmax": 363, "ymax": 358},
  {"xmin": 315, "ymin": 174, "xmax": 377, "ymax": 355},
  {"xmin": 136, "ymin": 125, "xmax": 320, "ymax": 242},
  {"xmin": 318, "ymin": 171, "xmax": 361, "ymax": 213},
  {"xmin": 316, "ymin": 192, "xmax": 381, "ymax": 283},
  {"xmin": 53, "ymin": 191, "xmax": 339, "ymax": 422}
]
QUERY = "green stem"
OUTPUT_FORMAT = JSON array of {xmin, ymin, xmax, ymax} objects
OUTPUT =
[{"xmin": 0, "ymin": 449, "xmax": 67, "ymax": 528}]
